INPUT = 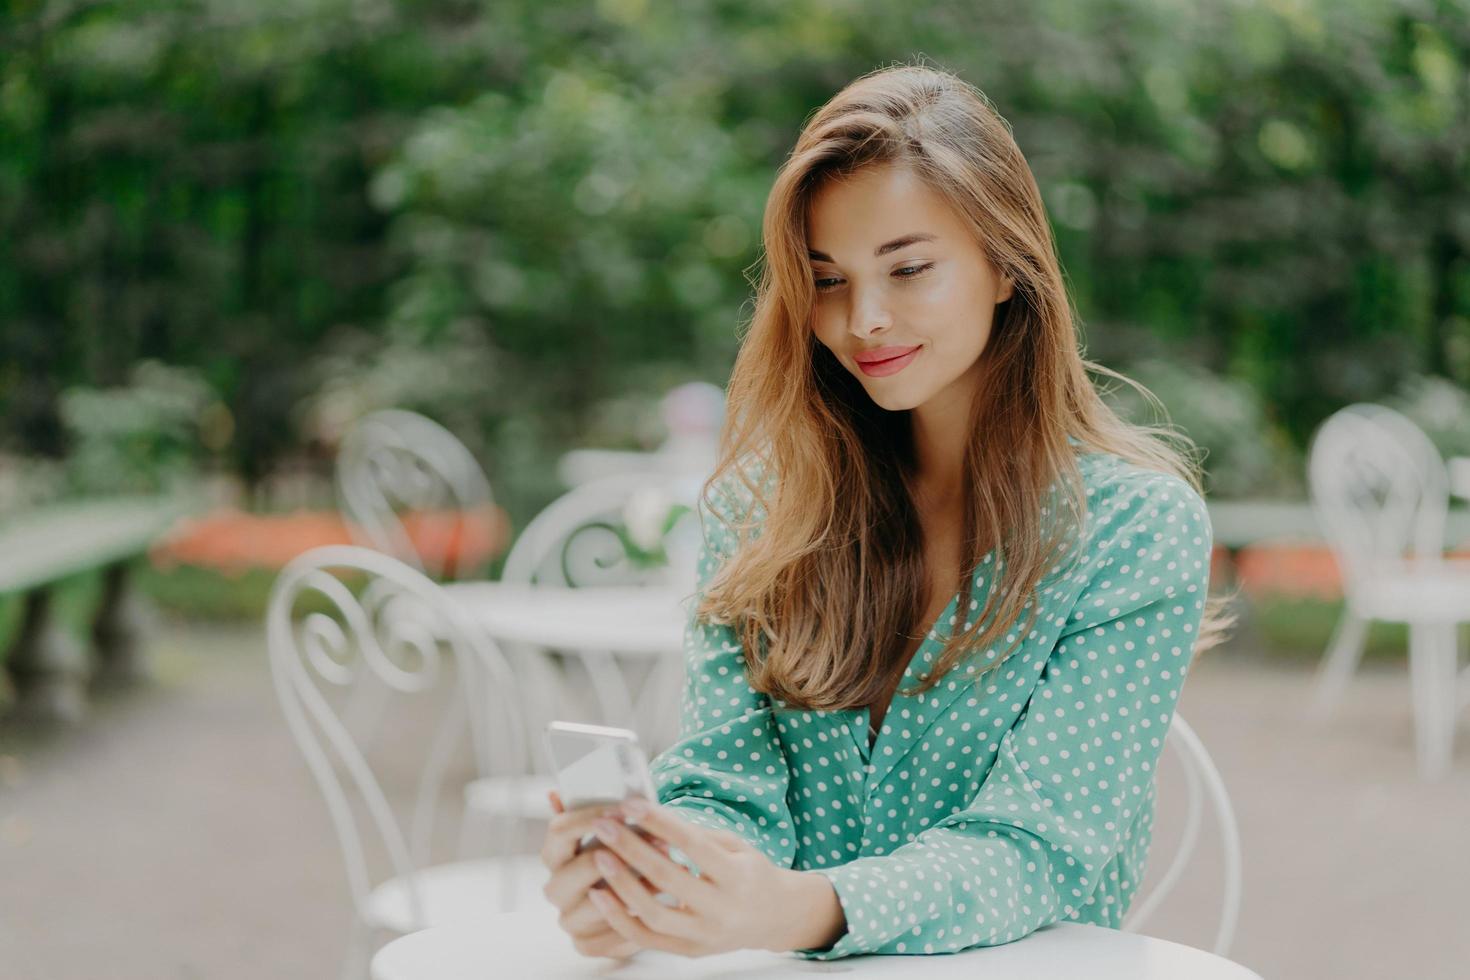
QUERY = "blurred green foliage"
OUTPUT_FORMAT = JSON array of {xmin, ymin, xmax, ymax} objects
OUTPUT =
[
  {"xmin": 1241, "ymin": 594, "xmax": 1419, "ymax": 664},
  {"xmin": 2, "ymin": 0, "xmax": 1468, "ymax": 512},
  {"xmin": 60, "ymin": 360, "xmax": 213, "ymax": 494},
  {"xmin": 1386, "ymin": 374, "xmax": 1470, "ymax": 459},
  {"xmin": 1103, "ymin": 358, "xmax": 1304, "ymax": 497}
]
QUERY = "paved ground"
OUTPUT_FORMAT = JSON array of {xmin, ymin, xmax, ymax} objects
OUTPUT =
[{"xmin": 1, "ymin": 622, "xmax": 1466, "ymax": 980}]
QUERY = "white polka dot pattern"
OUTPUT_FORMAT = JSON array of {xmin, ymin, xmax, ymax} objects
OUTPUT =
[{"xmin": 649, "ymin": 451, "xmax": 1213, "ymax": 958}]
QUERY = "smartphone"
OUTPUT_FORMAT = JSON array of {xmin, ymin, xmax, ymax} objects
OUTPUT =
[
  {"xmin": 544, "ymin": 720, "xmax": 658, "ymax": 858},
  {"xmin": 544, "ymin": 721, "xmax": 682, "ymax": 905},
  {"xmin": 544, "ymin": 720, "xmax": 658, "ymax": 812}
]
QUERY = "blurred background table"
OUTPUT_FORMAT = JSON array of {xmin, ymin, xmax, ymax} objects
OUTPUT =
[
  {"xmin": 443, "ymin": 581, "xmax": 692, "ymax": 759},
  {"xmin": 443, "ymin": 583, "xmax": 688, "ymax": 657},
  {"xmin": 370, "ymin": 909, "xmax": 1264, "ymax": 980}
]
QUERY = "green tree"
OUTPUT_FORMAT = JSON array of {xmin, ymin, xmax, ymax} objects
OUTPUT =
[{"xmin": 3, "ymin": 0, "xmax": 1466, "ymax": 506}]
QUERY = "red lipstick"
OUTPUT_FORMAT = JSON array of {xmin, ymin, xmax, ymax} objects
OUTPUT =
[{"xmin": 854, "ymin": 345, "xmax": 922, "ymax": 377}]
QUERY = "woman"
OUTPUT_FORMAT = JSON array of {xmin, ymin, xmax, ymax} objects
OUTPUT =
[{"xmin": 539, "ymin": 61, "xmax": 1229, "ymax": 960}]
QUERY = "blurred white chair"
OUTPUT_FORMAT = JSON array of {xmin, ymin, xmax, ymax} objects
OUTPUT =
[
  {"xmin": 501, "ymin": 471, "xmax": 701, "ymax": 593},
  {"xmin": 458, "ymin": 472, "xmax": 700, "ymax": 843},
  {"xmin": 333, "ymin": 409, "xmax": 505, "ymax": 775},
  {"xmin": 1123, "ymin": 714, "xmax": 1242, "ymax": 957},
  {"xmin": 266, "ymin": 545, "xmax": 545, "ymax": 979},
  {"xmin": 1307, "ymin": 403, "xmax": 1470, "ymax": 777},
  {"xmin": 336, "ymin": 409, "xmax": 498, "ymax": 581}
]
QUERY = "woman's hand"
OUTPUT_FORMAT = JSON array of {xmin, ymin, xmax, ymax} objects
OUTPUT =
[
  {"xmin": 539, "ymin": 791, "xmax": 640, "ymax": 959},
  {"xmin": 582, "ymin": 796, "xmax": 846, "ymax": 957}
]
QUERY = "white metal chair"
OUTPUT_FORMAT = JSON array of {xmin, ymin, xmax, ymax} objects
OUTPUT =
[
  {"xmin": 501, "ymin": 471, "xmax": 701, "ymax": 591},
  {"xmin": 1122, "ymin": 713, "xmax": 1242, "ymax": 957},
  {"xmin": 458, "ymin": 472, "xmax": 700, "ymax": 842},
  {"xmin": 266, "ymin": 545, "xmax": 545, "ymax": 979},
  {"xmin": 336, "ymin": 409, "xmax": 498, "ymax": 581},
  {"xmin": 1307, "ymin": 403, "xmax": 1470, "ymax": 777},
  {"xmin": 333, "ymin": 409, "xmax": 502, "ymax": 774},
  {"xmin": 499, "ymin": 471, "xmax": 699, "ymax": 735}
]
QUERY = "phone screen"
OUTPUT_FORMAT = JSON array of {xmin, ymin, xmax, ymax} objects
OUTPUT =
[
  {"xmin": 544, "ymin": 722, "xmax": 682, "ymax": 906},
  {"xmin": 544, "ymin": 722, "xmax": 657, "ymax": 812}
]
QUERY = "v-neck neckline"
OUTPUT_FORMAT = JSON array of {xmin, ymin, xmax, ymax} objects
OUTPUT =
[
  {"xmin": 850, "ymin": 578, "xmax": 970, "ymax": 766},
  {"xmin": 847, "ymin": 440, "xmax": 1095, "ymax": 776}
]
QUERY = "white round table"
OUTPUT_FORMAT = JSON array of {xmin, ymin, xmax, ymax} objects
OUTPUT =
[
  {"xmin": 443, "ymin": 583, "xmax": 688, "ymax": 658},
  {"xmin": 370, "ymin": 908, "xmax": 1262, "ymax": 980},
  {"xmin": 442, "ymin": 582, "xmax": 691, "ymax": 751}
]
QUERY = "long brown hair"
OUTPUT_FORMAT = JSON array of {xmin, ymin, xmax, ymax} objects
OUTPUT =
[{"xmin": 698, "ymin": 61, "xmax": 1231, "ymax": 711}]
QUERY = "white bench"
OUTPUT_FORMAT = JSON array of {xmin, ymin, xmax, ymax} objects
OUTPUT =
[{"xmin": 0, "ymin": 495, "xmax": 198, "ymax": 724}]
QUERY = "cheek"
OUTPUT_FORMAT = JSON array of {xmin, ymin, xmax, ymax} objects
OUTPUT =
[
  {"xmin": 930, "ymin": 284, "xmax": 997, "ymax": 346},
  {"xmin": 916, "ymin": 277, "xmax": 971, "ymax": 318}
]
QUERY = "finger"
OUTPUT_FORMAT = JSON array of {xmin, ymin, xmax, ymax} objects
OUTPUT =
[
  {"xmin": 541, "ymin": 804, "xmax": 624, "ymax": 870},
  {"xmin": 592, "ymin": 816, "xmax": 712, "ymax": 911},
  {"xmin": 574, "ymin": 927, "xmax": 640, "ymax": 960},
  {"xmin": 594, "ymin": 849, "xmax": 698, "ymax": 940},
  {"xmin": 587, "ymin": 887, "xmax": 696, "ymax": 956},
  {"xmin": 630, "ymin": 826, "xmax": 673, "ymax": 857},
  {"xmin": 542, "ymin": 851, "xmax": 606, "ymax": 911},
  {"xmin": 559, "ymin": 893, "xmax": 613, "ymax": 938},
  {"xmin": 549, "ymin": 790, "xmax": 565, "ymax": 815},
  {"xmin": 619, "ymin": 800, "xmax": 734, "ymax": 882}
]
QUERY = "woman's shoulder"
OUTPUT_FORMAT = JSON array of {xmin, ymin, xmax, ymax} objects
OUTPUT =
[
  {"xmin": 1074, "ymin": 447, "xmax": 1203, "ymax": 498},
  {"xmin": 1071, "ymin": 448, "xmax": 1212, "ymax": 551}
]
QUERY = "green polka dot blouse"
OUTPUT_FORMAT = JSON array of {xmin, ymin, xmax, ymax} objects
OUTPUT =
[{"xmin": 649, "ymin": 450, "xmax": 1214, "ymax": 959}]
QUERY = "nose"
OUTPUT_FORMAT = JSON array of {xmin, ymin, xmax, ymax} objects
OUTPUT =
[{"xmin": 848, "ymin": 284, "xmax": 893, "ymax": 339}]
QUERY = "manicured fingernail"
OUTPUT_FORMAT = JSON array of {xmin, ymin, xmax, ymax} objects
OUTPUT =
[
  {"xmin": 593, "ymin": 818, "xmax": 620, "ymax": 841},
  {"xmin": 622, "ymin": 797, "xmax": 650, "ymax": 818},
  {"xmin": 595, "ymin": 851, "xmax": 618, "ymax": 875}
]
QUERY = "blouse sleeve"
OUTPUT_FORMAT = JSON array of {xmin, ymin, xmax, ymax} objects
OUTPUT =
[
  {"xmin": 795, "ymin": 471, "xmax": 1213, "ymax": 958},
  {"xmin": 648, "ymin": 479, "xmax": 799, "ymax": 871}
]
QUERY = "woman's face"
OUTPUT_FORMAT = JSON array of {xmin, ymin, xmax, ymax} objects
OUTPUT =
[{"xmin": 806, "ymin": 163, "xmax": 1013, "ymax": 415}]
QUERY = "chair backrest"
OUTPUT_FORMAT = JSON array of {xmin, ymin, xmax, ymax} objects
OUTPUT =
[
  {"xmin": 498, "ymin": 473, "xmax": 701, "ymax": 753},
  {"xmin": 1122, "ymin": 713, "xmax": 1242, "ymax": 957},
  {"xmin": 500, "ymin": 472, "xmax": 700, "ymax": 590},
  {"xmin": 1308, "ymin": 404, "xmax": 1449, "ymax": 593},
  {"xmin": 336, "ymin": 409, "xmax": 497, "ymax": 580},
  {"xmin": 266, "ymin": 545, "xmax": 526, "ymax": 928}
]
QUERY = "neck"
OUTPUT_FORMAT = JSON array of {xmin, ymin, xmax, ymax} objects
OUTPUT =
[
  {"xmin": 908, "ymin": 402, "xmax": 969, "ymax": 512},
  {"xmin": 907, "ymin": 353, "xmax": 986, "ymax": 509}
]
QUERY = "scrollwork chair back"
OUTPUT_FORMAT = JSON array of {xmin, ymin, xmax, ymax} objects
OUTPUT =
[
  {"xmin": 498, "ymin": 472, "xmax": 697, "ymax": 751},
  {"xmin": 336, "ymin": 410, "xmax": 496, "ymax": 580},
  {"xmin": 266, "ymin": 545, "xmax": 528, "ymax": 946},
  {"xmin": 1310, "ymin": 404, "xmax": 1449, "ymax": 592},
  {"xmin": 502, "ymin": 471, "xmax": 691, "ymax": 589}
]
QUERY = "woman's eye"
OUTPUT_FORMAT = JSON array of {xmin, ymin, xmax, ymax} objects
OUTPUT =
[{"xmin": 813, "ymin": 263, "xmax": 931, "ymax": 293}]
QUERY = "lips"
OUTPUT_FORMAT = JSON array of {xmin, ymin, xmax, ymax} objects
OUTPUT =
[
  {"xmin": 853, "ymin": 345, "xmax": 922, "ymax": 365},
  {"xmin": 855, "ymin": 345, "xmax": 922, "ymax": 377}
]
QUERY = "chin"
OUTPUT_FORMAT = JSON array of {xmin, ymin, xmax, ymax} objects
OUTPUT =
[{"xmin": 860, "ymin": 382, "xmax": 925, "ymax": 413}]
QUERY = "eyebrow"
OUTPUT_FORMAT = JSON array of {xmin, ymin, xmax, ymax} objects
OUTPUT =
[{"xmin": 807, "ymin": 233, "xmax": 938, "ymax": 263}]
